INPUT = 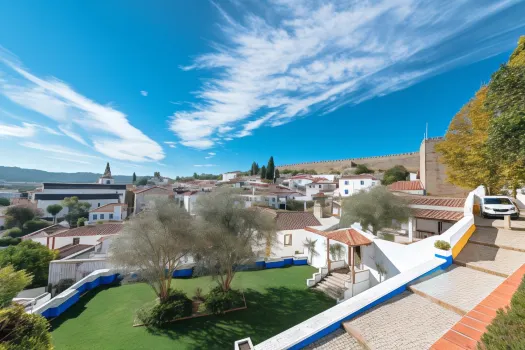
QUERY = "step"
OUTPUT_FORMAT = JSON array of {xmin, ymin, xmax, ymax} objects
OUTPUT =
[
  {"xmin": 314, "ymin": 284, "xmax": 342, "ymax": 300},
  {"xmin": 316, "ymin": 282, "xmax": 343, "ymax": 297},
  {"xmin": 342, "ymin": 292, "xmax": 461, "ymax": 350},
  {"xmin": 304, "ymin": 328, "xmax": 365, "ymax": 349},
  {"xmin": 468, "ymin": 226, "xmax": 525, "ymax": 252},
  {"xmin": 454, "ymin": 242, "xmax": 525, "ymax": 278},
  {"xmin": 409, "ymin": 265, "xmax": 505, "ymax": 315},
  {"xmin": 328, "ymin": 274, "xmax": 351, "ymax": 284},
  {"xmin": 322, "ymin": 277, "xmax": 346, "ymax": 289}
]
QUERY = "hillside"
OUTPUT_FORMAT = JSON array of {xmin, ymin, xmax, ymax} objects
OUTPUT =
[{"xmin": 0, "ymin": 166, "xmax": 134, "ymax": 184}]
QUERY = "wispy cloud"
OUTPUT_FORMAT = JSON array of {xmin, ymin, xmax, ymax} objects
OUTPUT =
[
  {"xmin": 0, "ymin": 57, "xmax": 164, "ymax": 162},
  {"xmin": 205, "ymin": 151, "xmax": 216, "ymax": 159},
  {"xmin": 164, "ymin": 141, "xmax": 177, "ymax": 148},
  {"xmin": 0, "ymin": 122, "xmax": 37, "ymax": 137},
  {"xmin": 170, "ymin": 0, "xmax": 523, "ymax": 149},
  {"xmin": 46, "ymin": 156, "xmax": 92, "ymax": 165},
  {"xmin": 20, "ymin": 142, "xmax": 101, "ymax": 159},
  {"xmin": 140, "ymin": 90, "xmax": 148, "ymax": 97},
  {"xmin": 194, "ymin": 164, "xmax": 216, "ymax": 167}
]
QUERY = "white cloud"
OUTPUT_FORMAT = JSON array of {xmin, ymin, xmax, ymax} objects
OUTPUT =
[
  {"xmin": 0, "ymin": 122, "xmax": 37, "ymax": 137},
  {"xmin": 170, "ymin": 0, "xmax": 522, "ymax": 149},
  {"xmin": 20, "ymin": 142, "xmax": 101, "ymax": 159},
  {"xmin": 140, "ymin": 90, "xmax": 148, "ymax": 97},
  {"xmin": 205, "ymin": 152, "xmax": 216, "ymax": 159},
  {"xmin": 164, "ymin": 141, "xmax": 177, "ymax": 148},
  {"xmin": 0, "ymin": 58, "xmax": 164, "ymax": 162},
  {"xmin": 194, "ymin": 164, "xmax": 216, "ymax": 167}
]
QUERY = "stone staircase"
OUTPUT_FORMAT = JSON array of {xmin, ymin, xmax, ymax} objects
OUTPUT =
[
  {"xmin": 307, "ymin": 224, "xmax": 525, "ymax": 349},
  {"xmin": 313, "ymin": 272, "xmax": 351, "ymax": 300}
]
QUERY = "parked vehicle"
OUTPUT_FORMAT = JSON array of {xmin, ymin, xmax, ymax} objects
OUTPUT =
[{"xmin": 481, "ymin": 196, "xmax": 520, "ymax": 219}]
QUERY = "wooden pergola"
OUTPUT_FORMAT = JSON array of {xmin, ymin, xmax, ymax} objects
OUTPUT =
[{"xmin": 324, "ymin": 228, "xmax": 373, "ymax": 283}]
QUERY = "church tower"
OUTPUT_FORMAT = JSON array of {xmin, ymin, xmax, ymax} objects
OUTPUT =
[{"xmin": 97, "ymin": 162, "xmax": 115, "ymax": 184}]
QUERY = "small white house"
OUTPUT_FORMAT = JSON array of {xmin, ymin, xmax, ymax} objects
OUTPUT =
[
  {"xmin": 338, "ymin": 174, "xmax": 379, "ymax": 197},
  {"xmin": 305, "ymin": 181, "xmax": 337, "ymax": 198},
  {"xmin": 222, "ymin": 171, "xmax": 241, "ymax": 182},
  {"xmin": 88, "ymin": 203, "xmax": 127, "ymax": 223}
]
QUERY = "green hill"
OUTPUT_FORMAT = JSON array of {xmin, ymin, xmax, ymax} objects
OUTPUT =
[{"xmin": 0, "ymin": 166, "xmax": 135, "ymax": 184}]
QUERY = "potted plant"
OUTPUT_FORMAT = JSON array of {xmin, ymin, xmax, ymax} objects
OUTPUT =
[
  {"xmin": 434, "ymin": 240, "xmax": 452, "ymax": 261},
  {"xmin": 192, "ymin": 287, "xmax": 206, "ymax": 314}
]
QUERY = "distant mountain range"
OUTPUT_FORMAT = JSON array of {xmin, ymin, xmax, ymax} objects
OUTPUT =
[{"xmin": 0, "ymin": 166, "xmax": 136, "ymax": 184}]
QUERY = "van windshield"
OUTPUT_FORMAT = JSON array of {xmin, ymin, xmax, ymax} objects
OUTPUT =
[{"xmin": 484, "ymin": 198, "xmax": 512, "ymax": 205}]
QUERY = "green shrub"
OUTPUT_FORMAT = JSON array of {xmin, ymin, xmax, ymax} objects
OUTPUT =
[
  {"xmin": 0, "ymin": 198, "xmax": 10, "ymax": 206},
  {"xmin": 3, "ymin": 227, "xmax": 23, "ymax": 238},
  {"xmin": 193, "ymin": 287, "xmax": 206, "ymax": 302},
  {"xmin": 139, "ymin": 289, "xmax": 192, "ymax": 327},
  {"xmin": 0, "ymin": 237, "xmax": 21, "ymax": 247},
  {"xmin": 55, "ymin": 278, "xmax": 75, "ymax": 294},
  {"xmin": 434, "ymin": 240, "xmax": 451, "ymax": 250},
  {"xmin": 22, "ymin": 219, "xmax": 50, "ymax": 235},
  {"xmin": 97, "ymin": 220, "xmax": 103, "ymax": 224},
  {"xmin": 380, "ymin": 233, "xmax": 395, "ymax": 242},
  {"xmin": 204, "ymin": 287, "xmax": 243, "ymax": 315},
  {"xmin": 480, "ymin": 275, "xmax": 525, "ymax": 349},
  {"xmin": 77, "ymin": 217, "xmax": 87, "ymax": 227},
  {"xmin": 0, "ymin": 303, "xmax": 53, "ymax": 349}
]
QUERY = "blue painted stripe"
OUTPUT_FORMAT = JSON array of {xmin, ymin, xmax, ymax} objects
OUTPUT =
[
  {"xmin": 173, "ymin": 268, "xmax": 193, "ymax": 277},
  {"xmin": 290, "ymin": 259, "xmax": 450, "ymax": 349}
]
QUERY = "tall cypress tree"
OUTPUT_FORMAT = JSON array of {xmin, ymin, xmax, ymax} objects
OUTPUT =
[
  {"xmin": 260, "ymin": 166, "xmax": 267, "ymax": 179},
  {"xmin": 266, "ymin": 156, "xmax": 275, "ymax": 181},
  {"xmin": 251, "ymin": 161, "xmax": 257, "ymax": 175},
  {"xmin": 132, "ymin": 172, "xmax": 137, "ymax": 183}
]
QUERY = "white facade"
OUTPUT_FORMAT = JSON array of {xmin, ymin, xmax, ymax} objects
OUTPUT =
[
  {"xmin": 37, "ymin": 198, "xmax": 120, "ymax": 218},
  {"xmin": 305, "ymin": 182, "xmax": 337, "ymax": 198},
  {"xmin": 222, "ymin": 171, "xmax": 240, "ymax": 182},
  {"xmin": 88, "ymin": 204, "xmax": 127, "ymax": 223},
  {"xmin": 133, "ymin": 187, "xmax": 172, "ymax": 214},
  {"xmin": 338, "ymin": 175, "xmax": 379, "ymax": 197}
]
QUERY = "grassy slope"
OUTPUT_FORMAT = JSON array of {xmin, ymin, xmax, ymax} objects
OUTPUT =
[{"xmin": 50, "ymin": 266, "xmax": 335, "ymax": 350}]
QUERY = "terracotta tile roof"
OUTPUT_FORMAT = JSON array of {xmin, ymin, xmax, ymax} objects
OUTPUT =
[
  {"xmin": 51, "ymin": 223, "xmax": 124, "ymax": 237},
  {"xmin": 340, "ymin": 174, "xmax": 378, "ymax": 180},
  {"xmin": 305, "ymin": 227, "xmax": 372, "ymax": 246},
  {"xmin": 388, "ymin": 180, "xmax": 424, "ymax": 191},
  {"xmin": 275, "ymin": 211, "xmax": 322, "ymax": 230},
  {"xmin": 22, "ymin": 224, "xmax": 68, "ymax": 239},
  {"xmin": 89, "ymin": 203, "xmax": 127, "ymax": 213},
  {"xmin": 57, "ymin": 244, "xmax": 94, "ymax": 259},
  {"xmin": 409, "ymin": 196, "xmax": 466, "ymax": 208},
  {"xmin": 134, "ymin": 186, "xmax": 171, "ymax": 194},
  {"xmin": 412, "ymin": 209, "xmax": 463, "ymax": 221}
]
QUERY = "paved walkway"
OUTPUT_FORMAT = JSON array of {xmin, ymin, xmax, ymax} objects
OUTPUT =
[
  {"xmin": 455, "ymin": 242, "xmax": 525, "ymax": 277},
  {"xmin": 469, "ymin": 226, "xmax": 525, "ymax": 251},
  {"xmin": 474, "ymin": 215, "xmax": 525, "ymax": 230},
  {"xmin": 343, "ymin": 292, "xmax": 461, "ymax": 350},
  {"xmin": 409, "ymin": 265, "xmax": 505, "ymax": 314},
  {"xmin": 431, "ymin": 264, "xmax": 525, "ymax": 349},
  {"xmin": 304, "ymin": 329, "xmax": 363, "ymax": 350}
]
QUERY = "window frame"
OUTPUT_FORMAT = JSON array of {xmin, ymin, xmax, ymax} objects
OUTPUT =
[{"xmin": 284, "ymin": 234, "xmax": 292, "ymax": 246}]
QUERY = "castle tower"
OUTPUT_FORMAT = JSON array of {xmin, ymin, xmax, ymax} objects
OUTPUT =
[{"xmin": 97, "ymin": 162, "xmax": 115, "ymax": 184}]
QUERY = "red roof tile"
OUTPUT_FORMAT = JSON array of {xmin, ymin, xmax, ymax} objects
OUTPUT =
[
  {"xmin": 134, "ymin": 186, "xmax": 171, "ymax": 194},
  {"xmin": 275, "ymin": 211, "xmax": 321, "ymax": 230},
  {"xmin": 51, "ymin": 223, "xmax": 123, "ymax": 237},
  {"xmin": 305, "ymin": 227, "xmax": 372, "ymax": 246},
  {"xmin": 409, "ymin": 197, "xmax": 466, "ymax": 208},
  {"xmin": 89, "ymin": 203, "xmax": 127, "ymax": 213},
  {"xmin": 57, "ymin": 244, "xmax": 94, "ymax": 259},
  {"xmin": 412, "ymin": 209, "xmax": 463, "ymax": 221},
  {"xmin": 388, "ymin": 180, "xmax": 424, "ymax": 191}
]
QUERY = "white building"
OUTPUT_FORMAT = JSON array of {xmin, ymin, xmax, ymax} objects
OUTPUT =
[
  {"xmin": 88, "ymin": 203, "xmax": 128, "ymax": 223},
  {"xmin": 222, "ymin": 171, "xmax": 241, "ymax": 182},
  {"xmin": 22, "ymin": 223, "xmax": 123, "ymax": 250},
  {"xmin": 133, "ymin": 186, "xmax": 173, "ymax": 214},
  {"xmin": 305, "ymin": 180, "xmax": 337, "ymax": 198},
  {"xmin": 31, "ymin": 163, "xmax": 127, "ymax": 220},
  {"xmin": 338, "ymin": 174, "xmax": 379, "ymax": 197}
]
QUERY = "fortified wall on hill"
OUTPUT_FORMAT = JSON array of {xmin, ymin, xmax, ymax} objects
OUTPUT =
[{"xmin": 277, "ymin": 137, "xmax": 469, "ymax": 197}]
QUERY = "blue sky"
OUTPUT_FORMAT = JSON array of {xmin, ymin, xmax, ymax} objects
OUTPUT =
[{"xmin": 0, "ymin": 1, "xmax": 524, "ymax": 177}]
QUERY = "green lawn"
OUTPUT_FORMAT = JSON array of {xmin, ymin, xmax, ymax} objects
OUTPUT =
[{"xmin": 50, "ymin": 266, "xmax": 335, "ymax": 350}]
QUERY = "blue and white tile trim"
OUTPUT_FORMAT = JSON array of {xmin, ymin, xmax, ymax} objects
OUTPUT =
[{"xmin": 31, "ymin": 269, "xmax": 120, "ymax": 319}]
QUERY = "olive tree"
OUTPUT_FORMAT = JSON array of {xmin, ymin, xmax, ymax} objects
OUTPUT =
[
  {"xmin": 194, "ymin": 189, "xmax": 276, "ymax": 292},
  {"xmin": 110, "ymin": 199, "xmax": 194, "ymax": 302},
  {"xmin": 340, "ymin": 186, "xmax": 411, "ymax": 235}
]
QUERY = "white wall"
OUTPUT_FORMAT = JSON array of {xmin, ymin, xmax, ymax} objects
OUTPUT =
[
  {"xmin": 222, "ymin": 173, "xmax": 238, "ymax": 181},
  {"xmin": 306, "ymin": 183, "xmax": 336, "ymax": 197},
  {"xmin": 31, "ymin": 234, "xmax": 113, "ymax": 250},
  {"xmin": 338, "ymin": 178, "xmax": 379, "ymax": 197}
]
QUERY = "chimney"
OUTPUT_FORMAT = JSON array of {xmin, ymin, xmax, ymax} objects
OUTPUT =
[{"xmin": 312, "ymin": 192, "xmax": 326, "ymax": 219}]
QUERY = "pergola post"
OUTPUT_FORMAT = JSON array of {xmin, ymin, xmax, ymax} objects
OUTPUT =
[{"xmin": 327, "ymin": 238, "xmax": 331, "ymax": 272}]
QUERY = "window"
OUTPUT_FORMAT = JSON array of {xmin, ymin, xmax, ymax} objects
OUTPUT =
[
  {"xmin": 344, "ymin": 180, "xmax": 349, "ymax": 185},
  {"xmin": 109, "ymin": 213, "xmax": 114, "ymax": 220},
  {"xmin": 360, "ymin": 181, "xmax": 364, "ymax": 185},
  {"xmin": 93, "ymin": 214, "xmax": 98, "ymax": 220},
  {"xmin": 272, "ymin": 198, "xmax": 275, "ymax": 202},
  {"xmin": 100, "ymin": 214, "xmax": 105, "ymax": 220},
  {"xmin": 284, "ymin": 234, "xmax": 292, "ymax": 246},
  {"xmin": 97, "ymin": 202, "xmax": 101, "ymax": 207},
  {"xmin": 106, "ymin": 180, "xmax": 110, "ymax": 184},
  {"xmin": 344, "ymin": 189, "xmax": 349, "ymax": 195},
  {"xmin": 73, "ymin": 237, "xmax": 80, "ymax": 245},
  {"xmin": 319, "ymin": 185, "xmax": 322, "ymax": 188}
]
